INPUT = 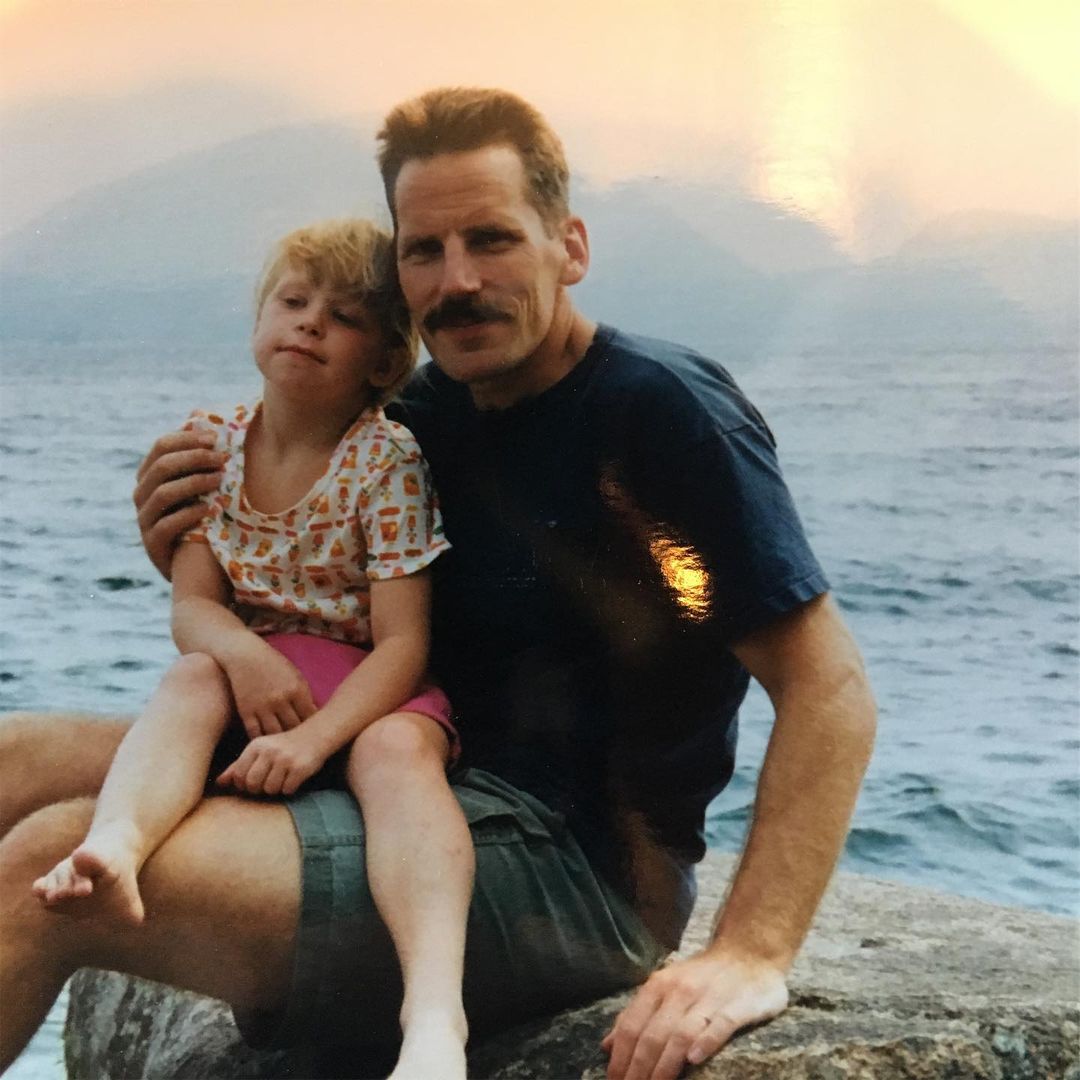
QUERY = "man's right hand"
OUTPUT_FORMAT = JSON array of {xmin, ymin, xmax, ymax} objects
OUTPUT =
[{"xmin": 134, "ymin": 430, "xmax": 226, "ymax": 579}]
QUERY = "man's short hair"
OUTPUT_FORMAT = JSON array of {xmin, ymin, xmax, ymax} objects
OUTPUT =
[
  {"xmin": 377, "ymin": 87, "xmax": 571, "ymax": 230},
  {"xmin": 254, "ymin": 219, "xmax": 418, "ymax": 402}
]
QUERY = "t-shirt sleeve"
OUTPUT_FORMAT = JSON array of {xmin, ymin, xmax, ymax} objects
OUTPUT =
[
  {"xmin": 625, "ymin": 371, "xmax": 828, "ymax": 644},
  {"xmin": 176, "ymin": 409, "xmax": 225, "ymax": 545},
  {"xmin": 359, "ymin": 444, "xmax": 450, "ymax": 581}
]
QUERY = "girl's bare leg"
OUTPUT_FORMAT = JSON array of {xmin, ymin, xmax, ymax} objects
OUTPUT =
[
  {"xmin": 31, "ymin": 653, "xmax": 232, "ymax": 926},
  {"xmin": 347, "ymin": 713, "xmax": 474, "ymax": 1080}
]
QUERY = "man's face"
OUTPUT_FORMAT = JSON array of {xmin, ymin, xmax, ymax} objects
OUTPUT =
[{"xmin": 393, "ymin": 144, "xmax": 586, "ymax": 407}]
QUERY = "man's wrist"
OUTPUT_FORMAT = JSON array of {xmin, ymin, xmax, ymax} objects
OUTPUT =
[{"xmin": 704, "ymin": 919, "xmax": 798, "ymax": 975}]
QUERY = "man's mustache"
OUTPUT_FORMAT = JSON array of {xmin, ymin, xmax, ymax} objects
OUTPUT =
[{"xmin": 423, "ymin": 297, "xmax": 512, "ymax": 333}]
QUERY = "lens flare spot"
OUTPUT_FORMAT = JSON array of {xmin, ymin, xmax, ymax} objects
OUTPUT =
[{"xmin": 649, "ymin": 536, "xmax": 711, "ymax": 621}]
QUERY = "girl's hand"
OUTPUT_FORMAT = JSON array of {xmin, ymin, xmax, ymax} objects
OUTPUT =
[
  {"xmin": 221, "ymin": 639, "xmax": 317, "ymax": 737},
  {"xmin": 216, "ymin": 727, "xmax": 327, "ymax": 796}
]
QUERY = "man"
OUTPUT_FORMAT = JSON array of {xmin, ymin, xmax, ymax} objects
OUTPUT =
[{"xmin": 0, "ymin": 88, "xmax": 875, "ymax": 1080}]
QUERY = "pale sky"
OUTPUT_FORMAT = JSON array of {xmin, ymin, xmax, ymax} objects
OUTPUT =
[{"xmin": 2, "ymin": 0, "xmax": 1077, "ymax": 253}]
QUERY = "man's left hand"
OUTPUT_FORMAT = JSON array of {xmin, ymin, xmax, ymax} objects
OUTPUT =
[{"xmin": 601, "ymin": 949, "xmax": 789, "ymax": 1080}]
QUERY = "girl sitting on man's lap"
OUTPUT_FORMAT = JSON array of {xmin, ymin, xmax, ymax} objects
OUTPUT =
[{"xmin": 33, "ymin": 219, "xmax": 472, "ymax": 1080}]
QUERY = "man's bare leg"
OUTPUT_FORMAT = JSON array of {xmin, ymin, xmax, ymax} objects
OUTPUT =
[
  {"xmin": 0, "ymin": 793, "xmax": 299, "ymax": 1073},
  {"xmin": 31, "ymin": 654, "xmax": 232, "ymax": 926},
  {"xmin": 0, "ymin": 712, "xmax": 128, "ymax": 837},
  {"xmin": 347, "ymin": 713, "xmax": 474, "ymax": 1080}
]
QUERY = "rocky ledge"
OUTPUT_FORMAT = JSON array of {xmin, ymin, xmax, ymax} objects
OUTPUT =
[{"xmin": 66, "ymin": 853, "xmax": 1079, "ymax": 1078}]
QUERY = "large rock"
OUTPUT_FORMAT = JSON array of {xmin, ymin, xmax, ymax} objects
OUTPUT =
[{"xmin": 65, "ymin": 854, "xmax": 1079, "ymax": 1079}]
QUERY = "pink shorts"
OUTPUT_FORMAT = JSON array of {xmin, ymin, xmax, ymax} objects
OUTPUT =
[{"xmin": 262, "ymin": 633, "xmax": 458, "ymax": 759}]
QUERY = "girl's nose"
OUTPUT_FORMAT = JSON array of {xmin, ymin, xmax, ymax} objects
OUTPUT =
[{"xmin": 296, "ymin": 305, "xmax": 326, "ymax": 336}]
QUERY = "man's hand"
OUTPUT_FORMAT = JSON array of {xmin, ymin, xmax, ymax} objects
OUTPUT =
[
  {"xmin": 602, "ymin": 950, "xmax": 789, "ymax": 1080},
  {"xmin": 134, "ymin": 429, "xmax": 225, "ymax": 579},
  {"xmin": 220, "ymin": 639, "xmax": 317, "ymax": 738},
  {"xmin": 217, "ymin": 727, "xmax": 327, "ymax": 796}
]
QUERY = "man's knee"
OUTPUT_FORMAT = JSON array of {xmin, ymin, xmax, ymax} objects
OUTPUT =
[
  {"xmin": 3, "ymin": 797, "xmax": 94, "ymax": 874},
  {"xmin": 1, "ymin": 799, "xmax": 99, "ymax": 964}
]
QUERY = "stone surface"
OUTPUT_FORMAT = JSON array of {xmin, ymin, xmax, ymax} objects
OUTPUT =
[{"xmin": 65, "ymin": 853, "xmax": 1079, "ymax": 1079}]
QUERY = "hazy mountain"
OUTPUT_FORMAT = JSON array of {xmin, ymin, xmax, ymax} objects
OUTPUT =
[
  {"xmin": 0, "ymin": 123, "xmax": 1069, "ymax": 353},
  {"xmin": 895, "ymin": 212, "xmax": 1079, "ymax": 338},
  {"xmin": 0, "ymin": 123, "xmax": 386, "ymax": 284},
  {"xmin": 0, "ymin": 79, "xmax": 323, "ymax": 237}
]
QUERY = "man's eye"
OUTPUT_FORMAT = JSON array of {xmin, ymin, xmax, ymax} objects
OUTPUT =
[
  {"xmin": 401, "ymin": 240, "xmax": 440, "ymax": 262},
  {"xmin": 473, "ymin": 231, "xmax": 514, "ymax": 250}
]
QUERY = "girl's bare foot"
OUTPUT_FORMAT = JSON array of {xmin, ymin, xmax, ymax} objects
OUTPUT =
[
  {"xmin": 389, "ymin": 1006, "xmax": 468, "ymax": 1080},
  {"xmin": 31, "ymin": 821, "xmax": 146, "ymax": 926}
]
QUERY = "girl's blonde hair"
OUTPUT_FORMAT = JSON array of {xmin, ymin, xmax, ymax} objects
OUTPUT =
[{"xmin": 255, "ymin": 219, "xmax": 419, "ymax": 403}]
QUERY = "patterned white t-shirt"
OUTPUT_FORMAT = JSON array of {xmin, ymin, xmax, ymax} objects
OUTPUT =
[{"xmin": 181, "ymin": 401, "xmax": 449, "ymax": 646}]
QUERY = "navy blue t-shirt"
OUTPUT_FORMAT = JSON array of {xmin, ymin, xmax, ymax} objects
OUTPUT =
[{"xmin": 389, "ymin": 324, "xmax": 827, "ymax": 929}]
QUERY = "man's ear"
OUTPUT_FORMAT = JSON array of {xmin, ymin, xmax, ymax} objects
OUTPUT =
[
  {"xmin": 368, "ymin": 346, "xmax": 411, "ymax": 390},
  {"xmin": 559, "ymin": 216, "xmax": 589, "ymax": 286}
]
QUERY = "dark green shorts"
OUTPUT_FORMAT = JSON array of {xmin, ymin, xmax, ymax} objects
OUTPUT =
[{"xmin": 236, "ymin": 768, "xmax": 667, "ymax": 1049}]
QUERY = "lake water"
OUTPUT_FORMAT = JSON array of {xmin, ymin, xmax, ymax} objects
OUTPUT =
[{"xmin": 2, "ymin": 341, "xmax": 1077, "ymax": 1077}]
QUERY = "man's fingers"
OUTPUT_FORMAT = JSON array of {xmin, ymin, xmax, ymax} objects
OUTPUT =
[
  {"xmin": 686, "ymin": 1012, "xmax": 739, "ymax": 1066},
  {"xmin": 605, "ymin": 996, "xmax": 660, "ymax": 1079},
  {"xmin": 645, "ymin": 1011, "xmax": 723, "ymax": 1080},
  {"xmin": 133, "ymin": 444, "xmax": 223, "ymax": 502},
  {"xmin": 134, "ymin": 468, "xmax": 221, "ymax": 528},
  {"xmin": 619, "ymin": 1008, "xmax": 684, "ymax": 1080},
  {"xmin": 135, "ymin": 431, "xmax": 218, "ymax": 483}
]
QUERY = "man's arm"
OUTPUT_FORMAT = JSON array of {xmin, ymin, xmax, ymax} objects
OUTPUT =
[
  {"xmin": 603, "ymin": 593, "xmax": 876, "ymax": 1080},
  {"xmin": 134, "ymin": 430, "xmax": 226, "ymax": 579}
]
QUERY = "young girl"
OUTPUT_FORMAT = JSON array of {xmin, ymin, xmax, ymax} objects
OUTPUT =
[{"xmin": 33, "ymin": 220, "xmax": 473, "ymax": 1080}]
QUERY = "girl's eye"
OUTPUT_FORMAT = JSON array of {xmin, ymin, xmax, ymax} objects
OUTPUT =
[{"xmin": 282, "ymin": 296, "xmax": 305, "ymax": 308}]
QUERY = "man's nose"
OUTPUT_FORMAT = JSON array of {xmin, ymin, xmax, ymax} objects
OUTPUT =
[{"xmin": 439, "ymin": 241, "xmax": 481, "ymax": 296}]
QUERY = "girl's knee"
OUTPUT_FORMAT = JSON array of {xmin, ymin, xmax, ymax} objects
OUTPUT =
[
  {"xmin": 348, "ymin": 713, "xmax": 448, "ymax": 783},
  {"xmin": 163, "ymin": 652, "xmax": 227, "ymax": 690},
  {"xmin": 151, "ymin": 655, "xmax": 232, "ymax": 737}
]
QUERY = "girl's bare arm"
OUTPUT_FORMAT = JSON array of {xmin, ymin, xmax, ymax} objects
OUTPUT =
[{"xmin": 170, "ymin": 542, "xmax": 315, "ymax": 735}]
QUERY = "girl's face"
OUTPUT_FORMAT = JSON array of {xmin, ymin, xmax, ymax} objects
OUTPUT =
[{"xmin": 252, "ymin": 268, "xmax": 399, "ymax": 414}]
